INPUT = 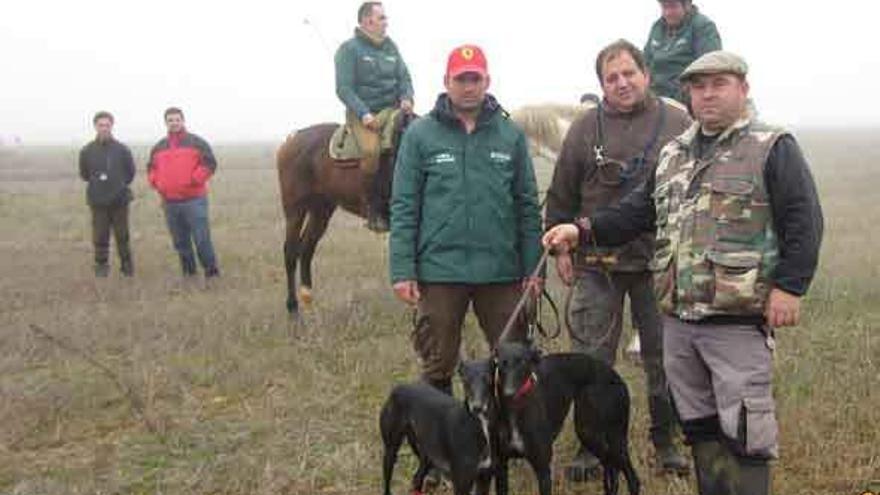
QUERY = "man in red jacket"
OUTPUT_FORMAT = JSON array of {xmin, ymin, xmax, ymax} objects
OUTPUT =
[{"xmin": 148, "ymin": 107, "xmax": 220, "ymax": 278}]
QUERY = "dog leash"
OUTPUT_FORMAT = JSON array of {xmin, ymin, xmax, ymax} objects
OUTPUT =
[
  {"xmin": 525, "ymin": 286, "xmax": 563, "ymax": 341},
  {"xmin": 497, "ymin": 246, "xmax": 554, "ymax": 344},
  {"xmin": 560, "ymin": 237, "xmax": 620, "ymax": 350}
]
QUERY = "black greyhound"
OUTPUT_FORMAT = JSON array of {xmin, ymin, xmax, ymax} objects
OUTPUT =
[
  {"xmin": 379, "ymin": 380, "xmax": 494, "ymax": 495},
  {"xmin": 491, "ymin": 341, "xmax": 641, "ymax": 495}
]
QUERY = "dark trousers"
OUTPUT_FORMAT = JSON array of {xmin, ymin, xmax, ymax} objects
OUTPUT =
[
  {"xmin": 163, "ymin": 196, "xmax": 218, "ymax": 275},
  {"xmin": 413, "ymin": 283, "xmax": 526, "ymax": 381},
  {"xmin": 570, "ymin": 269, "xmax": 678, "ymax": 447},
  {"xmin": 90, "ymin": 202, "xmax": 131, "ymax": 270}
]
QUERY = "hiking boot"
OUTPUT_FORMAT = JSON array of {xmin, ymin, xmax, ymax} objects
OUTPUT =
[
  {"xmin": 564, "ymin": 448, "xmax": 601, "ymax": 482},
  {"xmin": 655, "ymin": 443, "xmax": 690, "ymax": 475},
  {"xmin": 120, "ymin": 259, "xmax": 134, "ymax": 277},
  {"xmin": 735, "ymin": 457, "xmax": 770, "ymax": 495},
  {"xmin": 692, "ymin": 441, "xmax": 736, "ymax": 495},
  {"xmin": 94, "ymin": 263, "xmax": 109, "ymax": 278},
  {"xmin": 181, "ymin": 258, "xmax": 197, "ymax": 277}
]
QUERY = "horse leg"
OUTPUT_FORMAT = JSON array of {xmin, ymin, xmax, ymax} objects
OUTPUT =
[
  {"xmin": 283, "ymin": 206, "xmax": 307, "ymax": 315},
  {"xmin": 298, "ymin": 199, "xmax": 336, "ymax": 305}
]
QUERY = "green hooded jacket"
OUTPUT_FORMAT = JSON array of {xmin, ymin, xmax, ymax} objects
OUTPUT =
[
  {"xmin": 334, "ymin": 28, "xmax": 414, "ymax": 119},
  {"xmin": 644, "ymin": 5, "xmax": 722, "ymax": 103},
  {"xmin": 389, "ymin": 94, "xmax": 542, "ymax": 284}
]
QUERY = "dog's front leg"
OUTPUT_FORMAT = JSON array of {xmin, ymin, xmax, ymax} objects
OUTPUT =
[
  {"xmin": 474, "ymin": 469, "xmax": 493, "ymax": 495},
  {"xmin": 522, "ymin": 432, "xmax": 553, "ymax": 495}
]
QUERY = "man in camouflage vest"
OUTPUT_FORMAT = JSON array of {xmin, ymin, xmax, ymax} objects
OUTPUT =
[
  {"xmin": 542, "ymin": 51, "xmax": 824, "ymax": 495},
  {"xmin": 545, "ymin": 39, "xmax": 691, "ymax": 479}
]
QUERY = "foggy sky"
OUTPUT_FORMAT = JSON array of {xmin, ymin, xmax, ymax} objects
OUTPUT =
[{"xmin": 2, "ymin": 0, "xmax": 878, "ymax": 144}]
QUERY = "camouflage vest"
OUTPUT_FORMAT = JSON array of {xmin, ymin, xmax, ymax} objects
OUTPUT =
[{"xmin": 651, "ymin": 117, "xmax": 786, "ymax": 320}]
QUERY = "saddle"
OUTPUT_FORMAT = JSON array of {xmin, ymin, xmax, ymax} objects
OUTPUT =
[
  {"xmin": 329, "ymin": 109, "xmax": 414, "ymax": 169},
  {"xmin": 328, "ymin": 125, "xmax": 362, "ymax": 167}
]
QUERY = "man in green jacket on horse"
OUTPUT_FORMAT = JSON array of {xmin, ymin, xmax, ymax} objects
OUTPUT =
[
  {"xmin": 335, "ymin": 1, "xmax": 414, "ymax": 232},
  {"xmin": 645, "ymin": 0, "xmax": 722, "ymax": 104}
]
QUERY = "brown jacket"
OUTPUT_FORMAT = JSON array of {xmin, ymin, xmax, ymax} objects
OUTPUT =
[{"xmin": 545, "ymin": 94, "xmax": 691, "ymax": 272}]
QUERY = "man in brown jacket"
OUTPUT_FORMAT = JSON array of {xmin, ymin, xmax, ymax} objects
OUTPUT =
[{"xmin": 545, "ymin": 39, "xmax": 691, "ymax": 478}]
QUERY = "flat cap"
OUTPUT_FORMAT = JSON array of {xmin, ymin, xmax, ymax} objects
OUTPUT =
[{"xmin": 679, "ymin": 50, "xmax": 748, "ymax": 82}]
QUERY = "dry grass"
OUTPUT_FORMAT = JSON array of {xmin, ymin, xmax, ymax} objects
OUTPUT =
[{"xmin": 0, "ymin": 130, "xmax": 877, "ymax": 495}]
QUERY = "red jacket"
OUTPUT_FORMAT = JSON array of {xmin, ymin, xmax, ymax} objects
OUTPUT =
[{"xmin": 148, "ymin": 131, "xmax": 217, "ymax": 201}]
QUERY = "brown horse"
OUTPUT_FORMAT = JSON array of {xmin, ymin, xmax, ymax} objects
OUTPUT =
[{"xmin": 276, "ymin": 116, "xmax": 411, "ymax": 314}]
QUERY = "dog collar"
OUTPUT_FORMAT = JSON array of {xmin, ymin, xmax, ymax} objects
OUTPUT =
[{"xmin": 513, "ymin": 372, "xmax": 538, "ymax": 404}]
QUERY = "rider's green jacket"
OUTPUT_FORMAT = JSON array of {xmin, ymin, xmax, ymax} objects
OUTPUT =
[
  {"xmin": 334, "ymin": 28, "xmax": 413, "ymax": 119},
  {"xmin": 644, "ymin": 5, "xmax": 722, "ymax": 103},
  {"xmin": 389, "ymin": 94, "xmax": 542, "ymax": 284}
]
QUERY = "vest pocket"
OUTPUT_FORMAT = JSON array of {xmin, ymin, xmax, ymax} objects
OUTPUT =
[
  {"xmin": 707, "ymin": 250, "xmax": 761, "ymax": 310},
  {"xmin": 650, "ymin": 239, "xmax": 676, "ymax": 313},
  {"xmin": 710, "ymin": 179, "xmax": 758, "ymax": 243}
]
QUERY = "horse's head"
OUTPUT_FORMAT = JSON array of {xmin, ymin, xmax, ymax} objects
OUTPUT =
[{"xmin": 510, "ymin": 104, "xmax": 586, "ymax": 161}]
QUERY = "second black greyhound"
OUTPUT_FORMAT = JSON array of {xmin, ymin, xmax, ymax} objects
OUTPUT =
[{"xmin": 489, "ymin": 341, "xmax": 641, "ymax": 495}]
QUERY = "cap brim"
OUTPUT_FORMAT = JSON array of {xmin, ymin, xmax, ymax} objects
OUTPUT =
[
  {"xmin": 680, "ymin": 69, "xmax": 746, "ymax": 82},
  {"xmin": 447, "ymin": 66, "xmax": 488, "ymax": 78}
]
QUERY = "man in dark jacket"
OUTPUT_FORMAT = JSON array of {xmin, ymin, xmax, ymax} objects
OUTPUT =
[
  {"xmin": 335, "ymin": 1, "xmax": 414, "ymax": 232},
  {"xmin": 79, "ymin": 111, "xmax": 135, "ymax": 277},
  {"xmin": 544, "ymin": 51, "xmax": 824, "ymax": 495},
  {"xmin": 148, "ymin": 107, "xmax": 219, "ymax": 278},
  {"xmin": 390, "ymin": 44, "xmax": 542, "ymax": 395},
  {"xmin": 546, "ymin": 39, "xmax": 692, "ymax": 478},
  {"xmin": 645, "ymin": 0, "xmax": 722, "ymax": 104}
]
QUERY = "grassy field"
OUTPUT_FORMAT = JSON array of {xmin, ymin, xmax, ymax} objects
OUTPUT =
[{"xmin": 0, "ymin": 130, "xmax": 877, "ymax": 495}]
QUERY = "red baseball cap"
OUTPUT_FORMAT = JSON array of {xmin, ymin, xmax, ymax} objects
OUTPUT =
[{"xmin": 446, "ymin": 44, "xmax": 488, "ymax": 78}]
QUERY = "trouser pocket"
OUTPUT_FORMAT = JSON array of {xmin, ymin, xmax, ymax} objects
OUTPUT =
[{"xmin": 738, "ymin": 396, "xmax": 778, "ymax": 459}]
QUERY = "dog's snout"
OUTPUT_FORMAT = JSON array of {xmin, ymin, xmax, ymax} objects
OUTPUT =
[
  {"xmin": 501, "ymin": 375, "xmax": 520, "ymax": 398},
  {"xmin": 469, "ymin": 400, "xmax": 488, "ymax": 415}
]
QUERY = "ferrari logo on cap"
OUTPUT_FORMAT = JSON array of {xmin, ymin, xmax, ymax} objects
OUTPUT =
[{"xmin": 461, "ymin": 47, "xmax": 474, "ymax": 60}]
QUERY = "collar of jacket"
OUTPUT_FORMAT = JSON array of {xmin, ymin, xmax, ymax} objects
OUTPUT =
[
  {"xmin": 167, "ymin": 130, "xmax": 187, "ymax": 148},
  {"xmin": 675, "ymin": 111, "xmax": 752, "ymax": 151},
  {"xmin": 430, "ymin": 93, "xmax": 505, "ymax": 130},
  {"xmin": 600, "ymin": 93, "xmax": 658, "ymax": 118},
  {"xmin": 355, "ymin": 27, "xmax": 388, "ymax": 47}
]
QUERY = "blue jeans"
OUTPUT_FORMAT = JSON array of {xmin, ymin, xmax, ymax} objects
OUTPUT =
[{"xmin": 163, "ymin": 196, "xmax": 218, "ymax": 275}]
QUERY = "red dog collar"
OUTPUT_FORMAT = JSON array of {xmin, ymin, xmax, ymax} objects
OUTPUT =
[{"xmin": 513, "ymin": 372, "xmax": 538, "ymax": 406}]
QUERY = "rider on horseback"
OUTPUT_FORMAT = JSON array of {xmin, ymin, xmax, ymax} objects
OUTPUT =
[{"xmin": 334, "ymin": 1, "xmax": 414, "ymax": 232}]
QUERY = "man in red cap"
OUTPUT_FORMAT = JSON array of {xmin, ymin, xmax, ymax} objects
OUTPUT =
[{"xmin": 389, "ymin": 44, "xmax": 543, "ymax": 398}]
